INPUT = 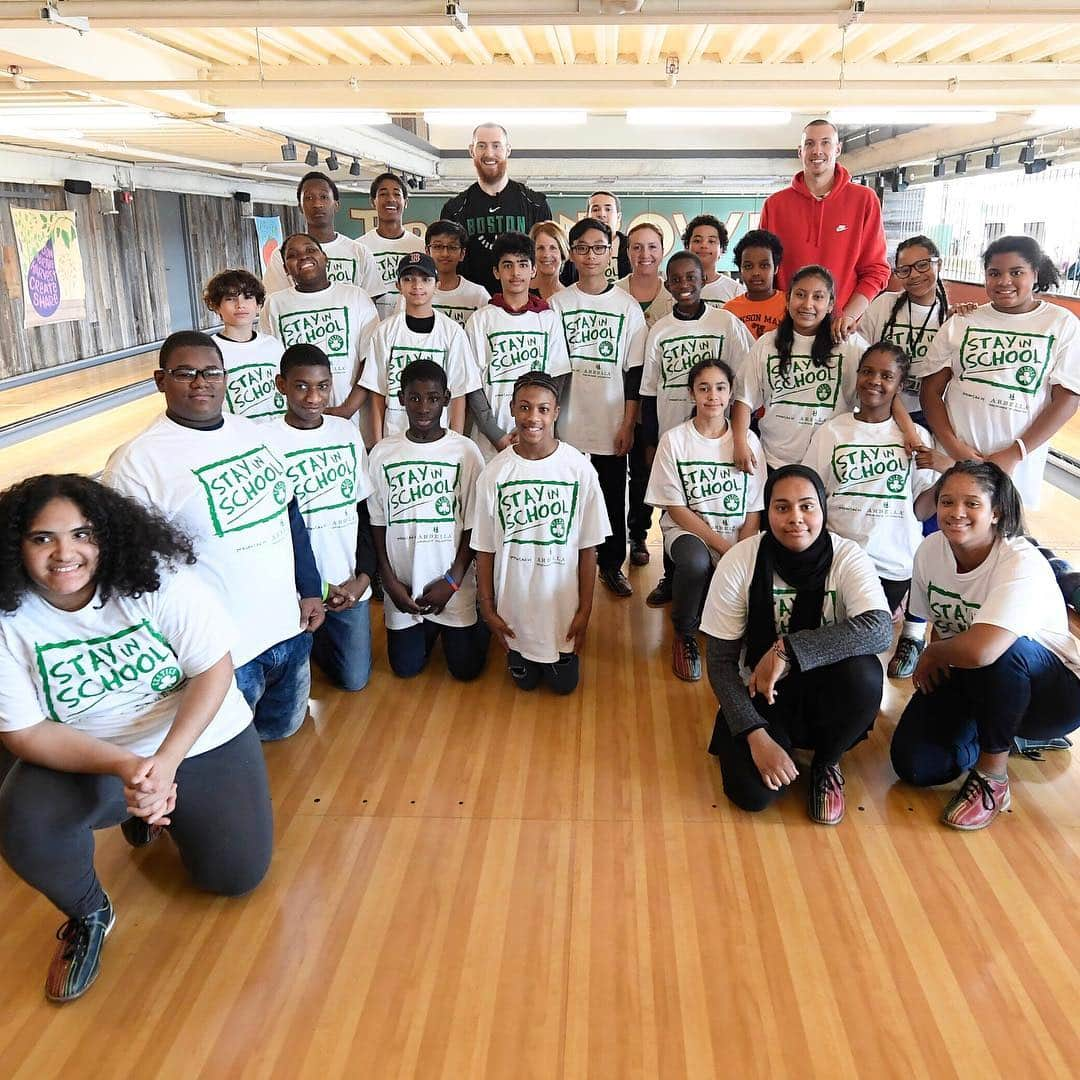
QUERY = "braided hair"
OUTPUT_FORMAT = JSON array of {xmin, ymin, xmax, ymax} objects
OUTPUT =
[
  {"xmin": 774, "ymin": 265, "xmax": 836, "ymax": 378},
  {"xmin": 883, "ymin": 236, "xmax": 948, "ymax": 341}
]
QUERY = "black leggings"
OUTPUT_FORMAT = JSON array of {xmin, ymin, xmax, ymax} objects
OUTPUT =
[
  {"xmin": 507, "ymin": 650, "xmax": 580, "ymax": 695},
  {"xmin": 590, "ymin": 453, "xmax": 628, "ymax": 573},
  {"xmin": 670, "ymin": 533, "xmax": 713, "ymax": 636},
  {"xmin": 709, "ymin": 654, "xmax": 883, "ymax": 812},
  {"xmin": 879, "ymin": 576, "xmax": 910, "ymax": 614},
  {"xmin": 0, "ymin": 724, "xmax": 272, "ymax": 918}
]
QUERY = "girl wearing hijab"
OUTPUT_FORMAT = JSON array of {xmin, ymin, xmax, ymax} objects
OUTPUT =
[{"xmin": 701, "ymin": 464, "xmax": 892, "ymax": 824}]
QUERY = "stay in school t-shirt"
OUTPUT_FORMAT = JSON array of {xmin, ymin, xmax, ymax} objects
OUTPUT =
[
  {"xmin": 431, "ymin": 278, "xmax": 492, "ymax": 327},
  {"xmin": 263, "ymin": 232, "xmax": 380, "ymax": 297},
  {"xmin": 549, "ymin": 284, "xmax": 647, "ymax": 455},
  {"xmin": 724, "ymin": 291, "xmax": 788, "ymax": 342},
  {"xmin": 265, "ymin": 415, "xmax": 374, "ymax": 589},
  {"xmin": 640, "ymin": 306, "xmax": 754, "ymax": 437},
  {"xmin": 916, "ymin": 301, "xmax": 1080, "ymax": 507},
  {"xmin": 217, "ymin": 331, "xmax": 286, "ymax": 422},
  {"xmin": 859, "ymin": 291, "xmax": 944, "ymax": 414},
  {"xmin": 261, "ymin": 283, "xmax": 379, "ymax": 407},
  {"xmin": 104, "ymin": 414, "xmax": 301, "ymax": 667},
  {"xmin": 358, "ymin": 310, "xmax": 481, "ymax": 438},
  {"xmin": 359, "ymin": 228, "xmax": 426, "ymax": 320},
  {"xmin": 645, "ymin": 421, "xmax": 766, "ymax": 554},
  {"xmin": 804, "ymin": 414, "xmax": 937, "ymax": 581},
  {"xmin": 367, "ymin": 431, "xmax": 485, "ymax": 630},
  {"xmin": 735, "ymin": 329, "xmax": 866, "ymax": 468},
  {"xmin": 470, "ymin": 442, "xmax": 611, "ymax": 663},
  {"xmin": 910, "ymin": 533, "xmax": 1080, "ymax": 676},
  {"xmin": 702, "ymin": 276, "xmax": 746, "ymax": 308},
  {"xmin": 0, "ymin": 568, "xmax": 251, "ymax": 758},
  {"xmin": 465, "ymin": 303, "xmax": 572, "ymax": 460}
]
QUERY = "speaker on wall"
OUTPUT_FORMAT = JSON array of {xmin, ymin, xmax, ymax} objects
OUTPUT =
[{"xmin": 63, "ymin": 179, "xmax": 92, "ymax": 195}]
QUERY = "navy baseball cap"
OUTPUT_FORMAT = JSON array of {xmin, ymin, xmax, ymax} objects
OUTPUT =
[{"xmin": 397, "ymin": 251, "xmax": 437, "ymax": 279}]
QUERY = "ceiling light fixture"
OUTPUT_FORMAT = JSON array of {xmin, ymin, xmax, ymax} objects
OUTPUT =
[
  {"xmin": 325, "ymin": 150, "xmax": 340, "ymax": 171},
  {"xmin": 349, "ymin": 157, "xmax": 361, "ymax": 176},
  {"xmin": 223, "ymin": 108, "xmax": 392, "ymax": 128},
  {"xmin": 985, "ymin": 146, "xmax": 1001, "ymax": 169},
  {"xmin": 423, "ymin": 109, "xmax": 588, "ymax": 126},
  {"xmin": 280, "ymin": 139, "xmax": 297, "ymax": 162},
  {"xmin": 626, "ymin": 108, "xmax": 791, "ymax": 127},
  {"xmin": 827, "ymin": 108, "xmax": 996, "ymax": 126},
  {"xmin": 305, "ymin": 144, "xmax": 319, "ymax": 167}
]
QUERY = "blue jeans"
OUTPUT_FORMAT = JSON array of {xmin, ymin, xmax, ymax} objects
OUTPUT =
[
  {"xmin": 891, "ymin": 637, "xmax": 1080, "ymax": 786},
  {"xmin": 311, "ymin": 600, "xmax": 372, "ymax": 692},
  {"xmin": 386, "ymin": 619, "xmax": 489, "ymax": 681},
  {"xmin": 235, "ymin": 632, "xmax": 313, "ymax": 742}
]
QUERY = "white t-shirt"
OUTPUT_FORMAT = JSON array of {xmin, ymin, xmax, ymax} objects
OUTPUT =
[
  {"xmin": 430, "ymin": 277, "xmax": 492, "ymax": 327},
  {"xmin": 104, "ymin": 414, "xmax": 301, "ymax": 667},
  {"xmin": 735, "ymin": 329, "xmax": 866, "ymax": 468},
  {"xmin": 367, "ymin": 431, "xmax": 485, "ymax": 630},
  {"xmin": 549, "ymin": 284, "xmax": 647, "ymax": 455},
  {"xmin": 360, "ymin": 228, "xmax": 426, "ymax": 320},
  {"xmin": 217, "ymin": 331, "xmax": 286, "ymax": 422},
  {"xmin": 264, "ymin": 415, "xmax": 374, "ymax": 589},
  {"xmin": 263, "ymin": 232, "xmax": 380, "ymax": 297},
  {"xmin": 701, "ymin": 532, "xmax": 888, "ymax": 646},
  {"xmin": 261, "ymin": 283, "xmax": 379, "ymax": 408},
  {"xmin": 615, "ymin": 275, "xmax": 674, "ymax": 329},
  {"xmin": 470, "ymin": 442, "xmax": 611, "ymax": 663},
  {"xmin": 0, "ymin": 568, "xmax": 251, "ymax": 758},
  {"xmin": 910, "ymin": 533, "xmax": 1080, "ymax": 676},
  {"xmin": 804, "ymin": 414, "xmax": 937, "ymax": 581},
  {"xmin": 702, "ymin": 275, "xmax": 746, "ymax": 307},
  {"xmin": 465, "ymin": 303, "xmax": 572, "ymax": 460},
  {"xmin": 645, "ymin": 421, "xmax": 766, "ymax": 555},
  {"xmin": 358, "ymin": 310, "xmax": 481, "ymax": 438},
  {"xmin": 640, "ymin": 307, "xmax": 755, "ymax": 437},
  {"xmin": 859, "ymin": 291, "xmax": 944, "ymax": 414},
  {"xmin": 916, "ymin": 301, "xmax": 1080, "ymax": 507}
]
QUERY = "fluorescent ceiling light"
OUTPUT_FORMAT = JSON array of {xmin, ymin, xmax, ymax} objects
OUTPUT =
[
  {"xmin": 1025, "ymin": 107, "xmax": 1080, "ymax": 128},
  {"xmin": 828, "ymin": 108, "xmax": 997, "ymax": 126},
  {"xmin": 627, "ymin": 109, "xmax": 791, "ymax": 127},
  {"xmin": 423, "ymin": 109, "xmax": 587, "ymax": 126},
  {"xmin": 224, "ymin": 108, "xmax": 392, "ymax": 128},
  {"xmin": 0, "ymin": 106, "xmax": 165, "ymax": 132}
]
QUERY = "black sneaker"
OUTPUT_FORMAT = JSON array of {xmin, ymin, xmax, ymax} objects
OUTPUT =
[
  {"xmin": 629, "ymin": 539, "xmax": 650, "ymax": 567},
  {"xmin": 599, "ymin": 567, "xmax": 633, "ymax": 598},
  {"xmin": 1011, "ymin": 734, "xmax": 1073, "ymax": 760},
  {"xmin": 45, "ymin": 895, "xmax": 115, "ymax": 1003},
  {"xmin": 120, "ymin": 816, "xmax": 164, "ymax": 848},
  {"xmin": 645, "ymin": 576, "xmax": 672, "ymax": 607}
]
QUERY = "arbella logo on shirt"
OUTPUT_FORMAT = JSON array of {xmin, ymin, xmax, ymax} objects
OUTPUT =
[
  {"xmin": 927, "ymin": 583, "xmax": 981, "ymax": 636},
  {"xmin": 36, "ymin": 621, "xmax": 184, "ymax": 724},
  {"xmin": 773, "ymin": 588, "xmax": 837, "ymax": 635},
  {"xmin": 561, "ymin": 308, "xmax": 626, "ymax": 368},
  {"xmin": 387, "ymin": 346, "xmax": 447, "ymax": 398},
  {"xmin": 487, "ymin": 330, "xmax": 550, "ymax": 383},
  {"xmin": 325, "ymin": 257, "xmax": 357, "ymax": 284},
  {"xmin": 497, "ymin": 479, "xmax": 579, "ymax": 546},
  {"xmin": 283, "ymin": 443, "xmax": 358, "ymax": 516},
  {"xmin": 384, "ymin": 460, "xmax": 460, "ymax": 525},
  {"xmin": 830, "ymin": 443, "xmax": 911, "ymax": 499},
  {"xmin": 676, "ymin": 460, "xmax": 748, "ymax": 524},
  {"xmin": 660, "ymin": 334, "xmax": 725, "ymax": 389},
  {"xmin": 957, "ymin": 327, "xmax": 1053, "ymax": 395},
  {"xmin": 225, "ymin": 363, "xmax": 286, "ymax": 419},
  {"xmin": 767, "ymin": 354, "xmax": 842, "ymax": 410},
  {"xmin": 278, "ymin": 306, "xmax": 352, "ymax": 362},
  {"xmin": 193, "ymin": 445, "xmax": 290, "ymax": 536}
]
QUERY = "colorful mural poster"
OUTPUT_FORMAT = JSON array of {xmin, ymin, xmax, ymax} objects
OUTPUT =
[
  {"xmin": 254, "ymin": 215, "xmax": 284, "ymax": 274},
  {"xmin": 10, "ymin": 207, "xmax": 87, "ymax": 328}
]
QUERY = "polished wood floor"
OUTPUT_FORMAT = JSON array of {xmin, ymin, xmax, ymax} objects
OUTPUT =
[{"xmin": 1, "ymin": 528, "xmax": 1077, "ymax": 1079}]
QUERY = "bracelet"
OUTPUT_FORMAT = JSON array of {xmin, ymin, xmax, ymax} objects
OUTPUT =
[
  {"xmin": 444, "ymin": 572, "xmax": 460, "ymax": 592},
  {"xmin": 773, "ymin": 639, "xmax": 790, "ymax": 662},
  {"xmin": 1015, "ymin": 437, "xmax": 1028, "ymax": 460}
]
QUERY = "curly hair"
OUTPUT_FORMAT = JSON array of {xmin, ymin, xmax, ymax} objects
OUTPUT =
[{"xmin": 0, "ymin": 475, "xmax": 197, "ymax": 613}]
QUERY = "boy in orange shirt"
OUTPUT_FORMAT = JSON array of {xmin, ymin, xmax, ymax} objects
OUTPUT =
[{"xmin": 724, "ymin": 229, "xmax": 787, "ymax": 341}]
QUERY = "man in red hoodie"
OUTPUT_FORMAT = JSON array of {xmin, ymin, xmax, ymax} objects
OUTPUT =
[{"xmin": 759, "ymin": 119, "xmax": 890, "ymax": 339}]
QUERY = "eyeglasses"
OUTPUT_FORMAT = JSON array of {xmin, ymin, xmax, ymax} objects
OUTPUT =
[
  {"xmin": 571, "ymin": 243, "xmax": 611, "ymax": 256},
  {"xmin": 428, "ymin": 243, "xmax": 462, "ymax": 254},
  {"xmin": 163, "ymin": 366, "xmax": 226, "ymax": 382},
  {"xmin": 894, "ymin": 257, "xmax": 939, "ymax": 278}
]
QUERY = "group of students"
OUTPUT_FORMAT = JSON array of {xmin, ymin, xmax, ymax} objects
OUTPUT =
[{"xmin": 0, "ymin": 167, "xmax": 1079, "ymax": 1007}]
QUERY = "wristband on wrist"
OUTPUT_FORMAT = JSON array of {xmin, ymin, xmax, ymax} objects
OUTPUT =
[
  {"xmin": 444, "ymin": 572, "xmax": 460, "ymax": 592},
  {"xmin": 1015, "ymin": 437, "xmax": 1028, "ymax": 460}
]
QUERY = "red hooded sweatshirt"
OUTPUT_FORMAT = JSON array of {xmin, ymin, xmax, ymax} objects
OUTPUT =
[{"xmin": 759, "ymin": 164, "xmax": 890, "ymax": 312}]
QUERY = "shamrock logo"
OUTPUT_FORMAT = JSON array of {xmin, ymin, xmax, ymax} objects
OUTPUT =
[
  {"xmin": 1016, "ymin": 365, "xmax": 1036, "ymax": 387},
  {"xmin": 435, "ymin": 495, "xmax": 452, "ymax": 516},
  {"xmin": 327, "ymin": 334, "xmax": 345, "ymax": 354},
  {"xmin": 723, "ymin": 493, "xmax": 741, "ymax": 512},
  {"xmin": 816, "ymin": 383, "xmax": 832, "ymax": 403},
  {"xmin": 549, "ymin": 517, "xmax": 567, "ymax": 540},
  {"xmin": 273, "ymin": 481, "xmax": 288, "ymax": 504},
  {"xmin": 151, "ymin": 667, "xmax": 182, "ymax": 693},
  {"xmin": 341, "ymin": 478, "xmax": 355, "ymax": 499},
  {"xmin": 886, "ymin": 473, "xmax": 905, "ymax": 493},
  {"xmin": 598, "ymin": 340, "xmax": 614, "ymax": 359}
]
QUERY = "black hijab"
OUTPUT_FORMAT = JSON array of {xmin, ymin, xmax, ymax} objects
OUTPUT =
[{"xmin": 745, "ymin": 464, "xmax": 834, "ymax": 668}]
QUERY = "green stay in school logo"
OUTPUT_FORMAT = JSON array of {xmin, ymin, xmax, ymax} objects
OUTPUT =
[
  {"xmin": 957, "ymin": 327, "xmax": 1053, "ymax": 395},
  {"xmin": 927, "ymin": 582, "xmax": 981, "ymax": 636},
  {"xmin": 766, "ymin": 354, "xmax": 842, "ymax": 410},
  {"xmin": 773, "ymin": 588, "xmax": 837, "ymax": 635},
  {"xmin": 35, "ymin": 621, "xmax": 184, "ymax": 724},
  {"xmin": 435, "ymin": 304, "xmax": 475, "ymax": 327},
  {"xmin": 384, "ymin": 460, "xmax": 460, "ymax": 525},
  {"xmin": 829, "ymin": 443, "xmax": 911, "ymax": 500},
  {"xmin": 659, "ymin": 335, "xmax": 725, "ymax": 389},
  {"xmin": 225, "ymin": 363, "xmax": 286, "ymax": 420},
  {"xmin": 278, "ymin": 307, "xmax": 352, "ymax": 360},
  {"xmin": 193, "ymin": 445, "xmax": 290, "ymax": 536},
  {"xmin": 387, "ymin": 346, "xmax": 446, "ymax": 397},
  {"xmin": 675, "ymin": 460, "xmax": 748, "ymax": 523},
  {"xmin": 283, "ymin": 443, "xmax": 358, "ymax": 516},
  {"xmin": 374, "ymin": 251, "xmax": 401, "ymax": 285},
  {"xmin": 561, "ymin": 308, "xmax": 625, "ymax": 366},
  {"xmin": 497, "ymin": 479, "xmax": 579, "ymax": 546},
  {"xmin": 325, "ymin": 257, "xmax": 357, "ymax": 284},
  {"xmin": 486, "ymin": 330, "xmax": 550, "ymax": 383}
]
